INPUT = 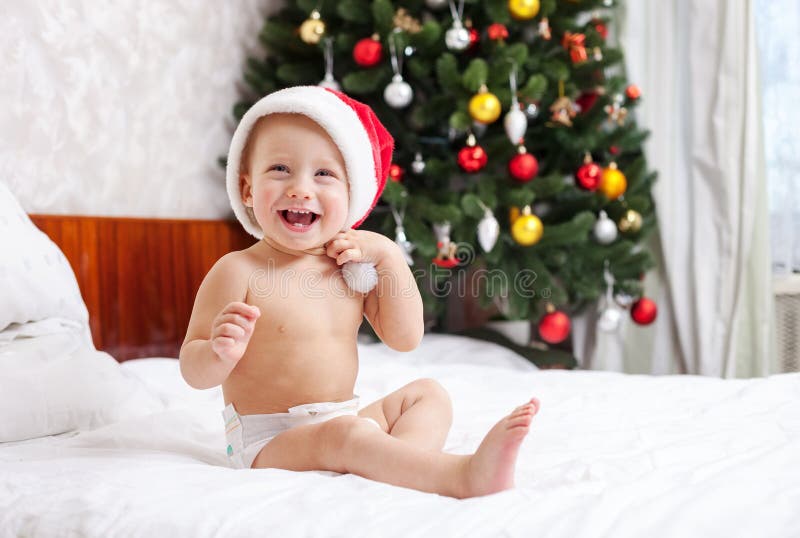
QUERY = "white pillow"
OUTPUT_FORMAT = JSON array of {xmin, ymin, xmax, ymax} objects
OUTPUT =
[
  {"xmin": 0, "ymin": 332, "xmax": 166, "ymax": 443},
  {"xmin": 0, "ymin": 182, "xmax": 91, "ymax": 343}
]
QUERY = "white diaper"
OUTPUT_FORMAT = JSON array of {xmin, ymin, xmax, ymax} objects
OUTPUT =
[{"xmin": 222, "ymin": 394, "xmax": 381, "ymax": 469}]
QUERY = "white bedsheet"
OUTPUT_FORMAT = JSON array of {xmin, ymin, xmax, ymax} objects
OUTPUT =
[{"xmin": 1, "ymin": 334, "xmax": 799, "ymax": 537}]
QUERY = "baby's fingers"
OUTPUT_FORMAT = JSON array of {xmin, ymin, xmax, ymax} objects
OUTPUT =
[
  {"xmin": 336, "ymin": 248, "xmax": 362, "ymax": 265},
  {"xmin": 224, "ymin": 301, "xmax": 260, "ymax": 320},
  {"xmin": 215, "ymin": 322, "xmax": 246, "ymax": 340}
]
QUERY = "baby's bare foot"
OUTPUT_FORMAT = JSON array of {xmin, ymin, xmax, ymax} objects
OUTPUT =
[{"xmin": 460, "ymin": 397, "xmax": 540, "ymax": 498}]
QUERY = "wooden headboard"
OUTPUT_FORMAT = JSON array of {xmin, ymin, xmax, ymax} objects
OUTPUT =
[{"xmin": 31, "ymin": 215, "xmax": 252, "ymax": 362}]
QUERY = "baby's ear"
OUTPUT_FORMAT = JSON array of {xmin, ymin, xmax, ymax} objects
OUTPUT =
[{"xmin": 240, "ymin": 174, "xmax": 254, "ymax": 207}]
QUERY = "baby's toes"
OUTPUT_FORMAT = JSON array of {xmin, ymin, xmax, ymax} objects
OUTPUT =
[{"xmin": 508, "ymin": 413, "xmax": 533, "ymax": 429}]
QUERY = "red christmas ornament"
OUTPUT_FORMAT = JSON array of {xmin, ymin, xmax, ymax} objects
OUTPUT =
[
  {"xmin": 625, "ymin": 84, "xmax": 642, "ymax": 100},
  {"xmin": 575, "ymin": 157, "xmax": 601, "ymax": 191},
  {"xmin": 487, "ymin": 23, "xmax": 509, "ymax": 41},
  {"xmin": 388, "ymin": 163, "xmax": 404, "ymax": 182},
  {"xmin": 631, "ymin": 297, "xmax": 658, "ymax": 325},
  {"xmin": 458, "ymin": 134, "xmax": 488, "ymax": 173},
  {"xmin": 353, "ymin": 35, "xmax": 382, "ymax": 67},
  {"xmin": 609, "ymin": 145, "xmax": 620, "ymax": 156},
  {"xmin": 592, "ymin": 18, "xmax": 608, "ymax": 40},
  {"xmin": 468, "ymin": 27, "xmax": 480, "ymax": 51},
  {"xmin": 538, "ymin": 306, "xmax": 571, "ymax": 344},
  {"xmin": 575, "ymin": 91, "xmax": 599, "ymax": 113},
  {"xmin": 508, "ymin": 146, "xmax": 539, "ymax": 182}
]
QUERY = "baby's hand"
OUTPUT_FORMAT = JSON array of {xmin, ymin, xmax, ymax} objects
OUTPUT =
[
  {"xmin": 325, "ymin": 230, "xmax": 392, "ymax": 266},
  {"xmin": 210, "ymin": 302, "xmax": 260, "ymax": 364}
]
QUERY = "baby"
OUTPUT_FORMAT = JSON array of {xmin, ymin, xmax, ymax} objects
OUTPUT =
[{"xmin": 179, "ymin": 86, "xmax": 540, "ymax": 499}]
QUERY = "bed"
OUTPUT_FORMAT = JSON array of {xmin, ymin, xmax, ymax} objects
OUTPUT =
[{"xmin": 2, "ymin": 184, "xmax": 799, "ymax": 537}]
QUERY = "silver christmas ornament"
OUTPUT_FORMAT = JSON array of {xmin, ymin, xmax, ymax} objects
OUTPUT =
[
  {"xmin": 477, "ymin": 209, "xmax": 500, "ymax": 252},
  {"xmin": 594, "ymin": 210, "xmax": 618, "ymax": 245},
  {"xmin": 504, "ymin": 105, "xmax": 527, "ymax": 144},
  {"xmin": 395, "ymin": 225, "xmax": 415, "ymax": 265},
  {"xmin": 598, "ymin": 306, "xmax": 623, "ymax": 332},
  {"xmin": 411, "ymin": 152, "xmax": 426, "ymax": 174},
  {"xmin": 318, "ymin": 73, "xmax": 340, "ymax": 91},
  {"xmin": 384, "ymin": 74, "xmax": 413, "ymax": 108},
  {"xmin": 318, "ymin": 38, "xmax": 340, "ymax": 91},
  {"xmin": 597, "ymin": 261, "xmax": 623, "ymax": 332},
  {"xmin": 445, "ymin": 20, "xmax": 470, "ymax": 51},
  {"xmin": 525, "ymin": 103, "xmax": 540, "ymax": 119}
]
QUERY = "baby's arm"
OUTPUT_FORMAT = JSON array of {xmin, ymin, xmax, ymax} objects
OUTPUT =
[
  {"xmin": 327, "ymin": 231, "xmax": 424, "ymax": 351},
  {"xmin": 179, "ymin": 254, "xmax": 260, "ymax": 389}
]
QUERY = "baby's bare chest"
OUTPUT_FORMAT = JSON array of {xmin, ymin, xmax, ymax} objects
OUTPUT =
[{"xmin": 245, "ymin": 263, "xmax": 364, "ymax": 338}]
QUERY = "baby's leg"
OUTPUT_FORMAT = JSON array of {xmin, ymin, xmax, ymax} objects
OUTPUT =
[{"xmin": 252, "ymin": 398, "xmax": 540, "ymax": 499}]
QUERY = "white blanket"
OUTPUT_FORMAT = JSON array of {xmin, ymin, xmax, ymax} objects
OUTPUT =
[{"xmin": 1, "ymin": 334, "xmax": 799, "ymax": 537}]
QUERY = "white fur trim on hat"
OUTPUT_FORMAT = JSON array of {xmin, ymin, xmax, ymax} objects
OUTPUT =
[{"xmin": 226, "ymin": 86, "xmax": 378, "ymax": 238}]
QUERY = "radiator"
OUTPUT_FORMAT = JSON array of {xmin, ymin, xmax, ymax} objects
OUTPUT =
[{"xmin": 774, "ymin": 274, "xmax": 800, "ymax": 373}]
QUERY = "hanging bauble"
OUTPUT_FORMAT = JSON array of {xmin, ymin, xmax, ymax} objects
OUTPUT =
[
  {"xmin": 509, "ymin": 146, "xmax": 539, "ymax": 182},
  {"xmin": 504, "ymin": 103, "xmax": 528, "ymax": 144},
  {"xmin": 538, "ymin": 304, "xmax": 570, "ymax": 344},
  {"xmin": 575, "ymin": 154, "xmax": 601, "ymax": 190},
  {"xmin": 626, "ymin": 84, "xmax": 642, "ymax": 100},
  {"xmin": 598, "ymin": 306, "xmax": 623, "ymax": 332},
  {"xmin": 425, "ymin": 0, "xmax": 449, "ymax": 10},
  {"xmin": 618, "ymin": 209, "xmax": 643, "ymax": 233},
  {"xmin": 318, "ymin": 38, "xmax": 340, "ymax": 91},
  {"xmin": 511, "ymin": 205, "xmax": 543, "ymax": 246},
  {"xmin": 353, "ymin": 35, "xmax": 383, "ymax": 67},
  {"xmin": 509, "ymin": 0, "xmax": 540, "ymax": 20},
  {"xmin": 384, "ymin": 74, "xmax": 413, "ymax": 108},
  {"xmin": 299, "ymin": 10, "xmax": 325, "ymax": 45},
  {"xmin": 631, "ymin": 297, "xmax": 658, "ymax": 325},
  {"xmin": 593, "ymin": 210, "xmax": 618, "ymax": 244},
  {"xmin": 524, "ymin": 102, "xmax": 540, "ymax": 119},
  {"xmin": 458, "ymin": 134, "xmax": 488, "ymax": 173},
  {"xmin": 488, "ymin": 23, "xmax": 509, "ymax": 41},
  {"xmin": 317, "ymin": 74, "xmax": 340, "ymax": 91},
  {"xmin": 467, "ymin": 27, "xmax": 480, "ymax": 51},
  {"xmin": 445, "ymin": 19, "xmax": 471, "ymax": 51},
  {"xmin": 469, "ymin": 85, "xmax": 502, "ymax": 124},
  {"xmin": 538, "ymin": 17, "xmax": 552, "ymax": 40},
  {"xmin": 575, "ymin": 91, "xmax": 600, "ymax": 113},
  {"xmin": 592, "ymin": 18, "xmax": 609, "ymax": 40},
  {"xmin": 477, "ymin": 209, "xmax": 500, "ymax": 252},
  {"xmin": 388, "ymin": 163, "xmax": 405, "ymax": 182},
  {"xmin": 411, "ymin": 152, "xmax": 426, "ymax": 174},
  {"xmin": 599, "ymin": 162, "xmax": 627, "ymax": 199}
]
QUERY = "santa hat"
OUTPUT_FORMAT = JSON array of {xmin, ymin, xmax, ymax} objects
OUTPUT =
[{"xmin": 226, "ymin": 86, "xmax": 394, "ymax": 238}]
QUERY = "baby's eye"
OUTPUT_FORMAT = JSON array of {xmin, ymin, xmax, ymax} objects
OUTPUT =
[
  {"xmin": 269, "ymin": 164, "xmax": 289, "ymax": 173},
  {"xmin": 316, "ymin": 169, "xmax": 335, "ymax": 177}
]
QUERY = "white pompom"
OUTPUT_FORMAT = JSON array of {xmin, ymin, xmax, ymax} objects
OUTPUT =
[{"xmin": 342, "ymin": 261, "xmax": 379, "ymax": 293}]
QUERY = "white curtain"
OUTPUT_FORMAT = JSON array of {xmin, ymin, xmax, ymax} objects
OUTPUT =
[{"xmin": 574, "ymin": 0, "xmax": 777, "ymax": 378}]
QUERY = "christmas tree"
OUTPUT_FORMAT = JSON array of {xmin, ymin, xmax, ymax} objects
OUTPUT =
[{"xmin": 229, "ymin": 0, "xmax": 658, "ymax": 347}]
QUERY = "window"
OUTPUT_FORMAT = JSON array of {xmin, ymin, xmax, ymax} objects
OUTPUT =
[{"xmin": 755, "ymin": 0, "xmax": 800, "ymax": 273}]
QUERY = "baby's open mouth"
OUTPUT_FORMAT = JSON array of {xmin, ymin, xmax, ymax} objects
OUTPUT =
[{"xmin": 279, "ymin": 208, "xmax": 320, "ymax": 228}]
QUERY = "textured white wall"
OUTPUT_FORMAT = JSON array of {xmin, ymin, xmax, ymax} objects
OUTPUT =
[{"xmin": 1, "ymin": 0, "xmax": 278, "ymax": 218}]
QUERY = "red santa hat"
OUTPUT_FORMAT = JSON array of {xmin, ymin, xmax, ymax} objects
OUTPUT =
[{"xmin": 226, "ymin": 86, "xmax": 394, "ymax": 238}]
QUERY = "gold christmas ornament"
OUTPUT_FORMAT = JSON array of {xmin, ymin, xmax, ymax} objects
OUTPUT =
[
  {"xmin": 469, "ymin": 85, "xmax": 502, "ymax": 124},
  {"xmin": 299, "ymin": 10, "xmax": 325, "ymax": 44},
  {"xmin": 599, "ymin": 162, "xmax": 627, "ymax": 199},
  {"xmin": 618, "ymin": 209, "xmax": 643, "ymax": 233},
  {"xmin": 511, "ymin": 205, "xmax": 544, "ymax": 246},
  {"xmin": 508, "ymin": 0, "xmax": 540, "ymax": 20}
]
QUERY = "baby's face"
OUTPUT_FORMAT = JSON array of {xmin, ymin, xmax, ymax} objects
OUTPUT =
[{"xmin": 241, "ymin": 114, "xmax": 349, "ymax": 250}]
